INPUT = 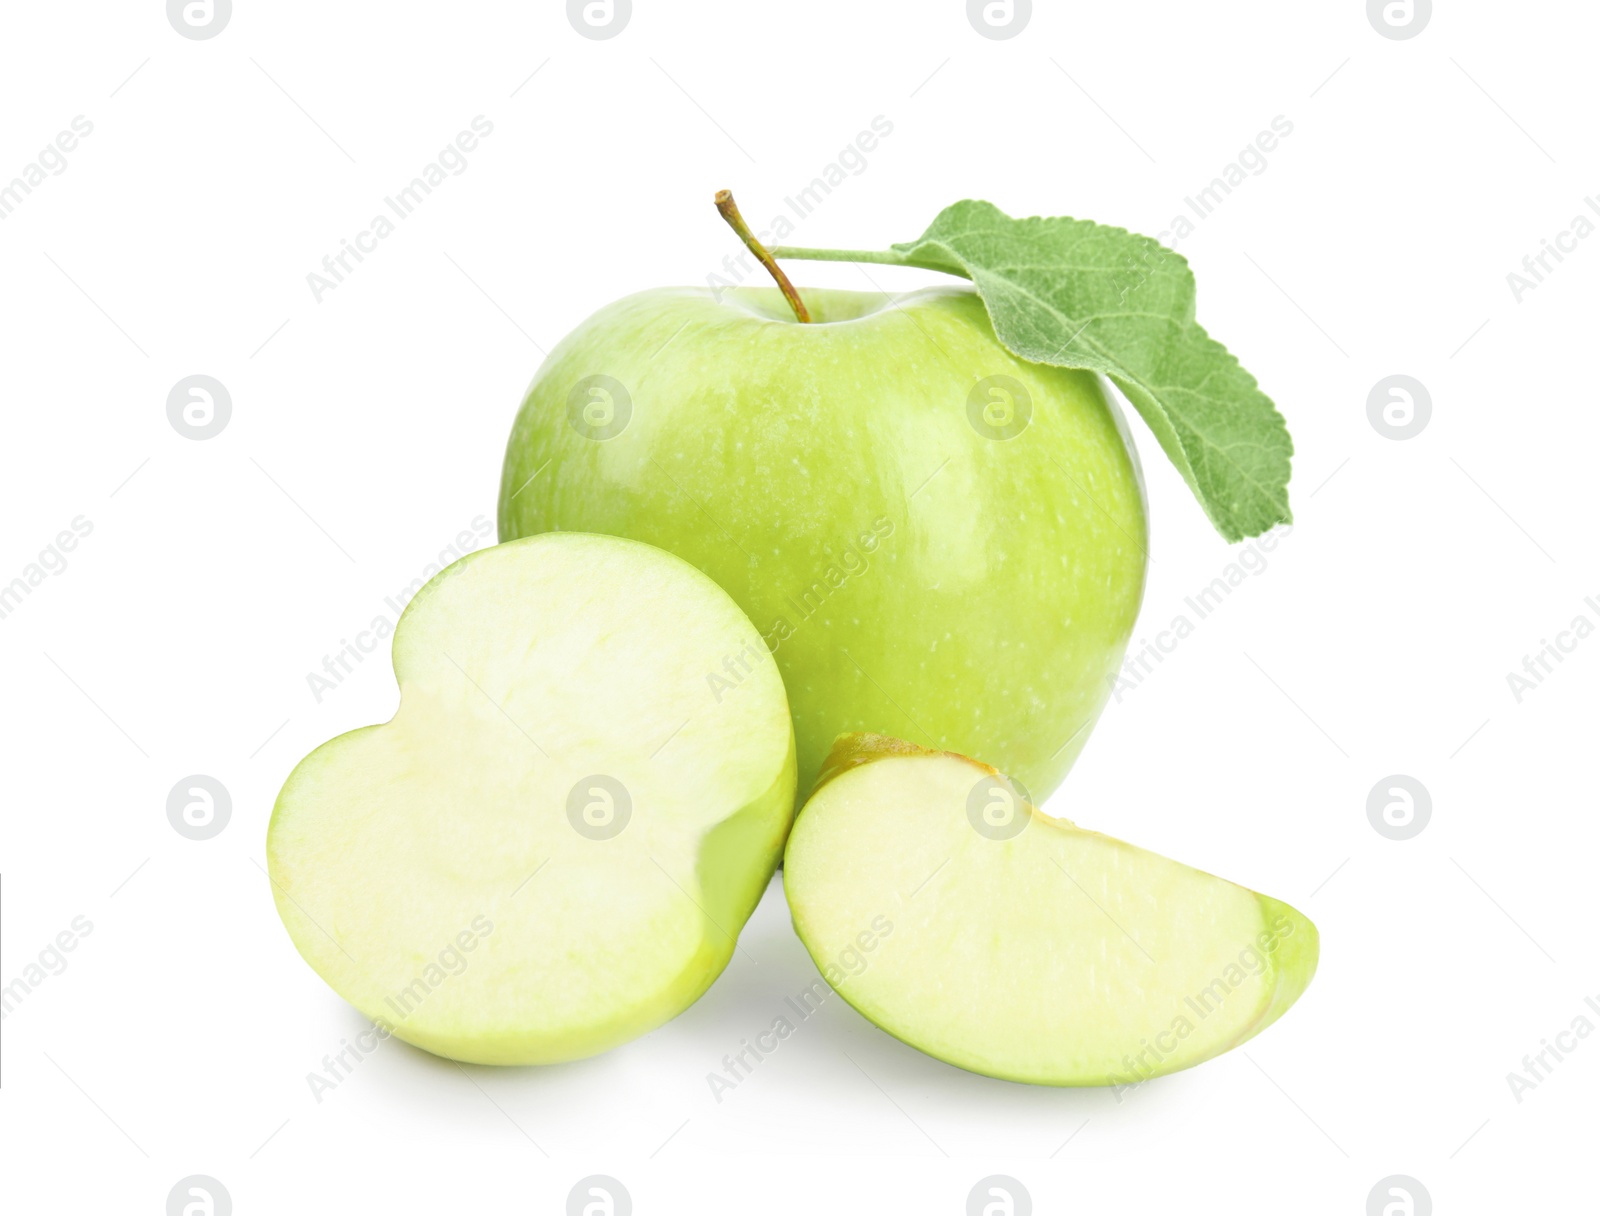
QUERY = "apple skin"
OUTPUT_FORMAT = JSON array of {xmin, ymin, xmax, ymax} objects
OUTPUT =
[{"xmin": 499, "ymin": 286, "xmax": 1147, "ymax": 801}]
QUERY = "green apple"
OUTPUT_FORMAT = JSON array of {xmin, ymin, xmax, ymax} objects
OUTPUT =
[
  {"xmin": 499, "ymin": 286, "xmax": 1147, "ymax": 802},
  {"xmin": 267, "ymin": 533, "xmax": 795, "ymax": 1065},
  {"xmin": 783, "ymin": 735, "xmax": 1318, "ymax": 1087}
]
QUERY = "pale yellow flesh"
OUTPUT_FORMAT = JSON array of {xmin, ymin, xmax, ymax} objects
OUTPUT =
[
  {"xmin": 268, "ymin": 534, "xmax": 796, "ymax": 1065},
  {"xmin": 784, "ymin": 744, "xmax": 1317, "ymax": 1086}
]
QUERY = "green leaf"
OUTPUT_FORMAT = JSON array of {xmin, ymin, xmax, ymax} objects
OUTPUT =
[{"xmin": 888, "ymin": 200, "xmax": 1292, "ymax": 542}]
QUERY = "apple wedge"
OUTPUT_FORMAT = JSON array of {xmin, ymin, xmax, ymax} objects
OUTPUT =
[
  {"xmin": 783, "ymin": 735, "xmax": 1317, "ymax": 1087},
  {"xmin": 268, "ymin": 533, "xmax": 796, "ymax": 1065}
]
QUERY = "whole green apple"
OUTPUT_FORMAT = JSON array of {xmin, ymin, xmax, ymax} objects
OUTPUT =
[{"xmin": 499, "ymin": 285, "xmax": 1147, "ymax": 801}]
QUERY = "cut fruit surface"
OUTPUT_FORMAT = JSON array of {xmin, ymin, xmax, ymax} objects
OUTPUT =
[
  {"xmin": 783, "ymin": 735, "xmax": 1317, "ymax": 1087},
  {"xmin": 268, "ymin": 533, "xmax": 795, "ymax": 1065}
]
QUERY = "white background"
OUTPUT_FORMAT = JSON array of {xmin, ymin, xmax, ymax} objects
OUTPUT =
[{"xmin": 1, "ymin": 1, "xmax": 1593, "ymax": 1212}]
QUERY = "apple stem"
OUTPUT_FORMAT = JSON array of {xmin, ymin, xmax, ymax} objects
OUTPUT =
[{"xmin": 714, "ymin": 191, "xmax": 811, "ymax": 322}]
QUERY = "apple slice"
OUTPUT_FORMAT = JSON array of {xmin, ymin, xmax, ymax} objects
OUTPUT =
[
  {"xmin": 268, "ymin": 533, "xmax": 795, "ymax": 1065},
  {"xmin": 783, "ymin": 735, "xmax": 1317, "ymax": 1087}
]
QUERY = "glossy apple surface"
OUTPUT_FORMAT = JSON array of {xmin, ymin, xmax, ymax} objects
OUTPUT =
[{"xmin": 499, "ymin": 286, "xmax": 1146, "ymax": 800}]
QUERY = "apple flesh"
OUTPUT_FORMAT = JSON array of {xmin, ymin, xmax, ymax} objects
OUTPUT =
[
  {"xmin": 267, "ymin": 533, "xmax": 796, "ymax": 1065},
  {"xmin": 499, "ymin": 286, "xmax": 1147, "ymax": 802},
  {"xmin": 783, "ymin": 735, "xmax": 1318, "ymax": 1086}
]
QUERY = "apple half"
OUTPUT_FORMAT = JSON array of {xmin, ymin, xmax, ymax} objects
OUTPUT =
[
  {"xmin": 267, "ymin": 533, "xmax": 796, "ymax": 1065},
  {"xmin": 783, "ymin": 735, "xmax": 1317, "ymax": 1087}
]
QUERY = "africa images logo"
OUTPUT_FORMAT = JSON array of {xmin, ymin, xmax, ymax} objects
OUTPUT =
[
  {"xmin": 967, "ymin": 1175, "xmax": 1031, "ymax": 1216},
  {"xmin": 567, "ymin": 1176, "xmax": 630, "ymax": 1215}
]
